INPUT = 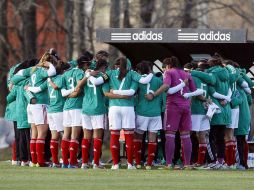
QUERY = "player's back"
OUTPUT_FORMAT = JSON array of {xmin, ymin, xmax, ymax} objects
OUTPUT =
[{"xmin": 164, "ymin": 68, "xmax": 196, "ymax": 107}]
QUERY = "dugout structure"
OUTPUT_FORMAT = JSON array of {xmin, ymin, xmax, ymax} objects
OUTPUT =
[{"xmin": 96, "ymin": 27, "xmax": 254, "ymax": 139}]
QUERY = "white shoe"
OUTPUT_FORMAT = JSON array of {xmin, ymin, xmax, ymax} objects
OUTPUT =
[
  {"xmin": 29, "ymin": 161, "xmax": 37, "ymax": 167},
  {"xmin": 111, "ymin": 164, "xmax": 119, "ymax": 170},
  {"xmin": 93, "ymin": 164, "xmax": 105, "ymax": 169},
  {"xmin": 81, "ymin": 163, "xmax": 89, "ymax": 169},
  {"xmin": 52, "ymin": 163, "xmax": 61, "ymax": 168},
  {"xmin": 11, "ymin": 160, "xmax": 17, "ymax": 165},
  {"xmin": 21, "ymin": 161, "xmax": 30, "ymax": 166},
  {"xmin": 127, "ymin": 163, "xmax": 136, "ymax": 170}
]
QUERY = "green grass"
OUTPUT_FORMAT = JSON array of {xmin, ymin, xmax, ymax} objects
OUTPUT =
[{"xmin": 0, "ymin": 162, "xmax": 254, "ymax": 190}]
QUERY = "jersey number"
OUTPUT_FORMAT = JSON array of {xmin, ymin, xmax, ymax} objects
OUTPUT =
[
  {"xmin": 87, "ymin": 79, "xmax": 96, "ymax": 95},
  {"xmin": 201, "ymin": 83, "xmax": 207, "ymax": 97},
  {"xmin": 68, "ymin": 77, "xmax": 74, "ymax": 90},
  {"xmin": 50, "ymin": 88, "xmax": 56, "ymax": 98},
  {"xmin": 31, "ymin": 74, "xmax": 36, "ymax": 87}
]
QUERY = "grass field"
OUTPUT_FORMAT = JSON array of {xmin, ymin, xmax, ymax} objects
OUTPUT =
[{"xmin": 0, "ymin": 162, "xmax": 254, "ymax": 190}]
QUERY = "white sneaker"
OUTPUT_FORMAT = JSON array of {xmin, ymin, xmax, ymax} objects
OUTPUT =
[
  {"xmin": 81, "ymin": 163, "xmax": 89, "ymax": 169},
  {"xmin": 111, "ymin": 164, "xmax": 119, "ymax": 170},
  {"xmin": 52, "ymin": 163, "xmax": 61, "ymax": 168},
  {"xmin": 93, "ymin": 164, "xmax": 105, "ymax": 169},
  {"xmin": 127, "ymin": 163, "xmax": 136, "ymax": 170},
  {"xmin": 29, "ymin": 161, "xmax": 37, "ymax": 167},
  {"xmin": 21, "ymin": 161, "xmax": 30, "ymax": 166},
  {"xmin": 11, "ymin": 160, "xmax": 18, "ymax": 165}
]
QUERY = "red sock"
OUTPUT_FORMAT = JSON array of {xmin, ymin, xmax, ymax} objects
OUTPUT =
[
  {"xmin": 225, "ymin": 140, "xmax": 234, "ymax": 166},
  {"xmin": 93, "ymin": 138, "xmax": 102, "ymax": 166},
  {"xmin": 69, "ymin": 139, "xmax": 79, "ymax": 165},
  {"xmin": 61, "ymin": 139, "xmax": 70, "ymax": 165},
  {"xmin": 30, "ymin": 139, "xmax": 37, "ymax": 164},
  {"xmin": 134, "ymin": 139, "xmax": 142, "ymax": 165},
  {"xmin": 225, "ymin": 141, "xmax": 230, "ymax": 165},
  {"xmin": 147, "ymin": 142, "xmax": 157, "ymax": 166},
  {"xmin": 229, "ymin": 142, "xmax": 235, "ymax": 166},
  {"xmin": 36, "ymin": 139, "xmax": 45, "ymax": 166},
  {"xmin": 197, "ymin": 143, "xmax": 207, "ymax": 165},
  {"xmin": 124, "ymin": 130, "xmax": 134, "ymax": 165},
  {"xmin": 81, "ymin": 139, "xmax": 91, "ymax": 164},
  {"xmin": 12, "ymin": 141, "xmax": 16, "ymax": 161},
  {"xmin": 50, "ymin": 139, "xmax": 59, "ymax": 164},
  {"xmin": 110, "ymin": 130, "xmax": 120, "ymax": 165},
  {"xmin": 232, "ymin": 141, "xmax": 237, "ymax": 165}
]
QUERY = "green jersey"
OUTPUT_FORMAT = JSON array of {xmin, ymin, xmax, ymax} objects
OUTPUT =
[
  {"xmin": 63, "ymin": 68, "xmax": 84, "ymax": 110},
  {"xmin": 82, "ymin": 73, "xmax": 107, "ymax": 115},
  {"xmin": 190, "ymin": 76, "xmax": 209, "ymax": 115},
  {"xmin": 47, "ymin": 75, "xmax": 65, "ymax": 113},
  {"xmin": 234, "ymin": 78, "xmax": 251, "ymax": 136},
  {"xmin": 22, "ymin": 67, "xmax": 49, "ymax": 104},
  {"xmin": 5, "ymin": 64, "xmax": 20, "ymax": 121},
  {"xmin": 136, "ymin": 75, "xmax": 163, "ymax": 117},
  {"xmin": 105, "ymin": 69, "xmax": 140, "ymax": 107},
  {"xmin": 7, "ymin": 78, "xmax": 34, "ymax": 129},
  {"xmin": 207, "ymin": 66, "xmax": 231, "ymax": 125}
]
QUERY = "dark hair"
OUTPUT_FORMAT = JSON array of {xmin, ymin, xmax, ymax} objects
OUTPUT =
[
  {"xmin": 54, "ymin": 60, "xmax": 70, "ymax": 75},
  {"xmin": 83, "ymin": 51, "xmax": 94, "ymax": 61},
  {"xmin": 184, "ymin": 62, "xmax": 197, "ymax": 70},
  {"xmin": 49, "ymin": 48, "xmax": 60, "ymax": 60},
  {"xmin": 96, "ymin": 50, "xmax": 109, "ymax": 57},
  {"xmin": 95, "ymin": 59, "xmax": 108, "ymax": 71},
  {"xmin": 208, "ymin": 58, "xmax": 223, "ymax": 67},
  {"xmin": 163, "ymin": 56, "xmax": 181, "ymax": 68},
  {"xmin": 77, "ymin": 55, "xmax": 91, "ymax": 69},
  {"xmin": 198, "ymin": 63, "xmax": 210, "ymax": 71},
  {"xmin": 13, "ymin": 59, "xmax": 38, "ymax": 74},
  {"xmin": 116, "ymin": 57, "xmax": 127, "ymax": 80},
  {"xmin": 137, "ymin": 61, "xmax": 151, "ymax": 75}
]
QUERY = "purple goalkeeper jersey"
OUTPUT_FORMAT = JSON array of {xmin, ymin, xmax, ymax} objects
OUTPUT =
[{"xmin": 163, "ymin": 68, "xmax": 196, "ymax": 107}]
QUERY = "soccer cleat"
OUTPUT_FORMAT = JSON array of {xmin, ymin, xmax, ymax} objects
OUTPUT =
[
  {"xmin": 111, "ymin": 164, "xmax": 119, "ymax": 170},
  {"xmin": 52, "ymin": 163, "xmax": 61, "ymax": 168},
  {"xmin": 29, "ymin": 162, "xmax": 37, "ymax": 167},
  {"xmin": 158, "ymin": 164, "xmax": 174, "ymax": 170},
  {"xmin": 61, "ymin": 164, "xmax": 69, "ymax": 169},
  {"xmin": 21, "ymin": 161, "xmax": 30, "ymax": 166},
  {"xmin": 127, "ymin": 163, "xmax": 136, "ymax": 170},
  {"xmin": 182, "ymin": 165, "xmax": 194, "ymax": 170},
  {"xmin": 81, "ymin": 163, "xmax": 89, "ymax": 170},
  {"xmin": 236, "ymin": 164, "xmax": 246, "ymax": 170},
  {"xmin": 68, "ymin": 164, "xmax": 78, "ymax": 169},
  {"xmin": 136, "ymin": 164, "xmax": 142, "ymax": 169},
  {"xmin": 228, "ymin": 165, "xmax": 237, "ymax": 170},
  {"xmin": 11, "ymin": 160, "xmax": 17, "ymax": 165},
  {"xmin": 145, "ymin": 166, "xmax": 152, "ymax": 170},
  {"xmin": 93, "ymin": 164, "xmax": 105, "ymax": 170}
]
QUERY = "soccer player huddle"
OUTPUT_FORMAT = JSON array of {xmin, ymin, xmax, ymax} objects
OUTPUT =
[{"xmin": 5, "ymin": 49, "xmax": 253, "ymax": 170}]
